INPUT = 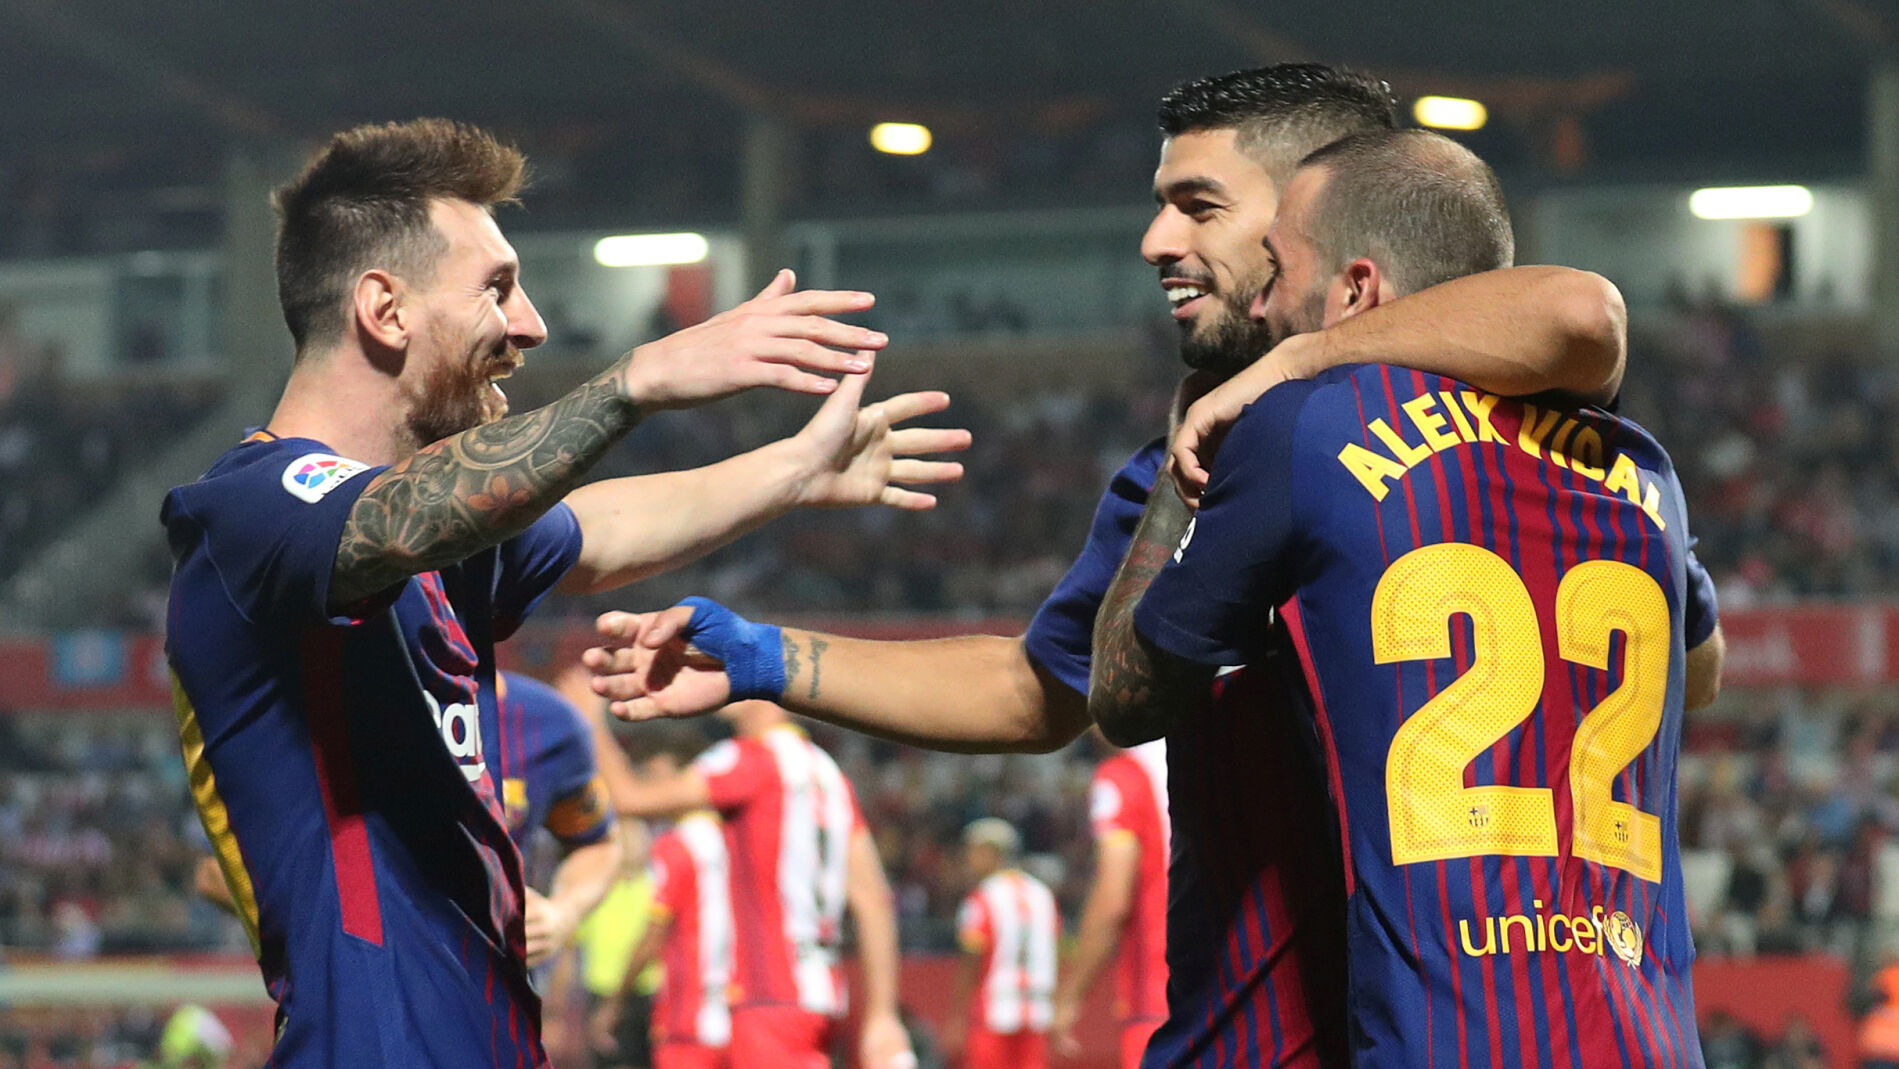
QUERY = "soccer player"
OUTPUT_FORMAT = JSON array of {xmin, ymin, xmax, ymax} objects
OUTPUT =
[
  {"xmin": 162, "ymin": 118, "xmax": 964, "ymax": 1067},
  {"xmin": 587, "ymin": 726, "xmax": 733, "ymax": 1069},
  {"xmin": 947, "ymin": 819, "xmax": 1058, "ymax": 1069},
  {"xmin": 1092, "ymin": 129, "xmax": 1725, "ymax": 1066},
  {"xmin": 603, "ymin": 701, "xmax": 913, "ymax": 1069},
  {"xmin": 1050, "ymin": 739, "xmax": 1167, "ymax": 1069},
  {"xmin": 491, "ymin": 670, "xmax": 623, "ymax": 968},
  {"xmin": 585, "ymin": 65, "xmax": 1626, "ymax": 1069}
]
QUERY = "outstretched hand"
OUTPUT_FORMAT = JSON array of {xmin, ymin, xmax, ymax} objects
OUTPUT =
[
  {"xmin": 788, "ymin": 360, "xmax": 971, "ymax": 511},
  {"xmin": 583, "ymin": 601, "xmax": 761, "ymax": 722},
  {"xmin": 617, "ymin": 269, "xmax": 889, "ymax": 410}
]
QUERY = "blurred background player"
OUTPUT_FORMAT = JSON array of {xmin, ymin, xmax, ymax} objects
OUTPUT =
[
  {"xmin": 492, "ymin": 671, "xmax": 623, "ymax": 969},
  {"xmin": 1095, "ymin": 129, "xmax": 1726, "ymax": 1066},
  {"xmin": 945, "ymin": 818, "xmax": 1058, "ymax": 1069},
  {"xmin": 136, "ymin": 1005, "xmax": 233, "ymax": 1069},
  {"xmin": 1050, "ymin": 738, "xmax": 1166, "ymax": 1069},
  {"xmin": 547, "ymin": 820, "xmax": 662, "ymax": 1069},
  {"xmin": 584, "ymin": 725, "xmax": 733, "ymax": 1069},
  {"xmin": 604, "ymin": 700, "xmax": 912, "ymax": 1069},
  {"xmin": 550, "ymin": 666, "xmax": 663, "ymax": 1069}
]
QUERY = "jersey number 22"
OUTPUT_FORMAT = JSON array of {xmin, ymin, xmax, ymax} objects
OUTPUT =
[{"xmin": 1372, "ymin": 542, "xmax": 1668, "ymax": 883}]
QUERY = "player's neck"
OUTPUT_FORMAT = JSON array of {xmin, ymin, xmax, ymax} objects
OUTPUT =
[{"xmin": 265, "ymin": 349, "xmax": 416, "ymax": 465}]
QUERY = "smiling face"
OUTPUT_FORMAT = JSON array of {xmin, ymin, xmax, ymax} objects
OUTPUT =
[
  {"xmin": 395, "ymin": 198, "xmax": 547, "ymax": 448},
  {"xmin": 1140, "ymin": 128, "xmax": 1285, "ymax": 379}
]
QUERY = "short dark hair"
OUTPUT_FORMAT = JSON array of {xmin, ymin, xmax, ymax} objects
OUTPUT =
[
  {"xmin": 1157, "ymin": 64, "xmax": 1400, "ymax": 180},
  {"xmin": 1296, "ymin": 129, "xmax": 1514, "ymax": 296},
  {"xmin": 273, "ymin": 118, "xmax": 527, "ymax": 353}
]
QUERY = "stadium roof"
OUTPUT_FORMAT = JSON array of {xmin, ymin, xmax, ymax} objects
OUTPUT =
[{"xmin": 3, "ymin": 0, "xmax": 1887, "ymax": 245}]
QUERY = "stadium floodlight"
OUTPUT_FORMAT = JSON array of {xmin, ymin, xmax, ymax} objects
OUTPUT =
[
  {"xmin": 593, "ymin": 232, "xmax": 710, "ymax": 267},
  {"xmin": 1688, "ymin": 185, "xmax": 1814, "ymax": 220},
  {"xmin": 870, "ymin": 122, "xmax": 933, "ymax": 155},
  {"xmin": 1412, "ymin": 96, "xmax": 1488, "ymax": 132}
]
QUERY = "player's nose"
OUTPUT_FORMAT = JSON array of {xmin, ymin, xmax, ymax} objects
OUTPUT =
[
  {"xmin": 1141, "ymin": 207, "xmax": 1189, "ymax": 267},
  {"xmin": 508, "ymin": 288, "xmax": 549, "ymax": 350}
]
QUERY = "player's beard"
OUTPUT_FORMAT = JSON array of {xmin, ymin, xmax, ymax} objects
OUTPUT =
[
  {"xmin": 1175, "ymin": 270, "xmax": 1278, "ymax": 382},
  {"xmin": 402, "ymin": 326, "xmax": 520, "ymax": 448},
  {"xmin": 1260, "ymin": 278, "xmax": 1331, "ymax": 353}
]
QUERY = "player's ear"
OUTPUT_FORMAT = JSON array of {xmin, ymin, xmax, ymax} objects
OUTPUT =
[
  {"xmin": 1329, "ymin": 258, "xmax": 1384, "ymax": 324},
  {"xmin": 352, "ymin": 269, "xmax": 409, "ymax": 354}
]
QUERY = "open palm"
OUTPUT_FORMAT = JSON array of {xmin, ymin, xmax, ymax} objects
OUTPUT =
[{"xmin": 790, "ymin": 360, "xmax": 971, "ymax": 510}]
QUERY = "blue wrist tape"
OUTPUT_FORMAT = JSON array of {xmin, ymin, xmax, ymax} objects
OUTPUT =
[{"xmin": 675, "ymin": 596, "xmax": 786, "ymax": 701}]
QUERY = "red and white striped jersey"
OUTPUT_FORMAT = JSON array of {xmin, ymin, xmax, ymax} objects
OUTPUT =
[
  {"xmin": 650, "ymin": 811, "xmax": 734, "ymax": 1048},
  {"xmin": 1089, "ymin": 739, "xmax": 1169, "ymax": 1025},
  {"xmin": 957, "ymin": 869, "xmax": 1060, "ymax": 1034},
  {"xmin": 694, "ymin": 724, "xmax": 861, "ymax": 1017}
]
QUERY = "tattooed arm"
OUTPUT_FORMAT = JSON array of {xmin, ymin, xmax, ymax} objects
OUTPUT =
[
  {"xmin": 331, "ymin": 377, "xmax": 638, "ymax": 609},
  {"xmin": 1087, "ymin": 486, "xmax": 1215, "ymax": 747},
  {"xmin": 326, "ymin": 273, "xmax": 897, "ymax": 611}
]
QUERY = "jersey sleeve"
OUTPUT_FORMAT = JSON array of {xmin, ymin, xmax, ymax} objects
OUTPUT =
[
  {"xmin": 545, "ymin": 776, "xmax": 613, "ymax": 847},
  {"xmin": 1022, "ymin": 439, "xmax": 1165, "ymax": 695},
  {"xmin": 1135, "ymin": 382, "xmax": 1317, "ymax": 666},
  {"xmin": 957, "ymin": 892, "xmax": 992, "ymax": 954},
  {"xmin": 693, "ymin": 738, "xmax": 775, "ymax": 813},
  {"xmin": 535, "ymin": 686, "xmax": 614, "ymax": 847},
  {"xmin": 492, "ymin": 504, "xmax": 583, "ymax": 639},
  {"xmin": 1684, "ymin": 545, "xmax": 1719, "ymax": 649},
  {"xmin": 160, "ymin": 443, "xmax": 392, "ymax": 627}
]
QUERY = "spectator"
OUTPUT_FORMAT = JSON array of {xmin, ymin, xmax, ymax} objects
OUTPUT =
[{"xmin": 1702, "ymin": 1008, "xmax": 1764, "ymax": 1069}]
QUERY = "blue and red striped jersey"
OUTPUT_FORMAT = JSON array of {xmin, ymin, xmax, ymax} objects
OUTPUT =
[
  {"xmin": 162, "ymin": 433, "xmax": 582, "ymax": 1069},
  {"xmin": 1139, "ymin": 365, "xmax": 1717, "ymax": 1069},
  {"xmin": 493, "ymin": 672, "xmax": 611, "ymax": 857},
  {"xmin": 1026, "ymin": 439, "xmax": 1349, "ymax": 1069}
]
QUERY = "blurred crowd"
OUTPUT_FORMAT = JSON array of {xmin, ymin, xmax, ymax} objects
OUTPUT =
[
  {"xmin": 10, "ymin": 298, "xmax": 1896, "ymax": 628},
  {"xmin": 0, "ymin": 1003, "xmax": 256, "ymax": 1069},
  {"xmin": 1620, "ymin": 299, "xmax": 1899, "ymax": 604},
  {"xmin": 0, "ymin": 717, "xmax": 230, "ymax": 957},
  {"xmin": 0, "ymin": 304, "xmax": 220, "ymax": 620},
  {"xmin": 1681, "ymin": 685, "xmax": 1899, "ymax": 968}
]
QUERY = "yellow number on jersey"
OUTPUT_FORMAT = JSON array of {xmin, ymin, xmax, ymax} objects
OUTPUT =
[
  {"xmin": 1372, "ymin": 544, "xmax": 1671, "ymax": 882},
  {"xmin": 1375, "ymin": 544, "xmax": 1557, "ymax": 865},
  {"xmin": 1558, "ymin": 560, "xmax": 1668, "ymax": 883}
]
